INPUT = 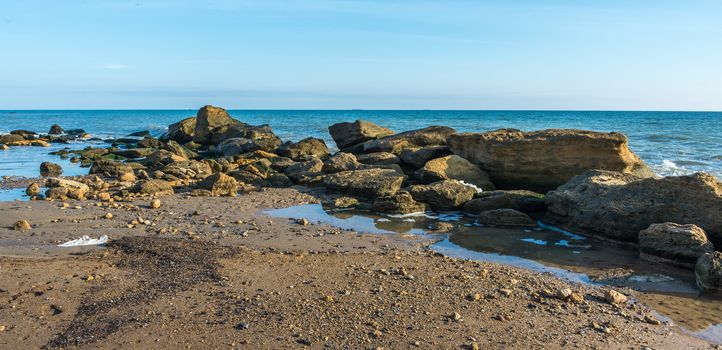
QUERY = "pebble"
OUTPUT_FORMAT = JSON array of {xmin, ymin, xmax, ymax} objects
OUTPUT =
[
  {"xmin": 0, "ymin": 325, "xmax": 5, "ymax": 332},
  {"xmin": 296, "ymin": 218, "xmax": 310, "ymax": 226},
  {"xmin": 604, "ymin": 289, "xmax": 627, "ymax": 305},
  {"xmin": 13, "ymin": 220, "xmax": 32, "ymax": 231},
  {"xmin": 644, "ymin": 315, "xmax": 661, "ymax": 325},
  {"xmin": 104, "ymin": 212, "xmax": 113, "ymax": 220},
  {"xmin": 150, "ymin": 199, "xmax": 161, "ymax": 209}
]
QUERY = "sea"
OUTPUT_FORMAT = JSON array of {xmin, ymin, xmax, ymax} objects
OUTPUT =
[{"xmin": 1, "ymin": 109, "xmax": 721, "ymax": 179}]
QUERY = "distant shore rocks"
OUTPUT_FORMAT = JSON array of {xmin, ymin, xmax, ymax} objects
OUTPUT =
[{"xmin": 448, "ymin": 129, "xmax": 654, "ymax": 193}]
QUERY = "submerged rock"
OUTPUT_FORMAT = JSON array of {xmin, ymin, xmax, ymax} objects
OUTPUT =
[
  {"xmin": 414, "ymin": 155, "xmax": 494, "ymax": 191},
  {"xmin": 639, "ymin": 223, "xmax": 714, "ymax": 268},
  {"xmin": 407, "ymin": 180, "xmax": 475, "ymax": 210},
  {"xmin": 373, "ymin": 191, "xmax": 426, "ymax": 215},
  {"xmin": 545, "ymin": 170, "xmax": 722, "ymax": 246},
  {"xmin": 696, "ymin": 252, "xmax": 722, "ymax": 292},
  {"xmin": 462, "ymin": 190, "xmax": 545, "ymax": 214},
  {"xmin": 328, "ymin": 120, "xmax": 394, "ymax": 149},
  {"xmin": 277, "ymin": 137, "xmax": 329, "ymax": 161},
  {"xmin": 448, "ymin": 129, "xmax": 654, "ymax": 192},
  {"xmin": 477, "ymin": 209, "xmax": 536, "ymax": 228},
  {"xmin": 40, "ymin": 161, "xmax": 63, "ymax": 176},
  {"xmin": 197, "ymin": 173, "xmax": 237, "ymax": 197},
  {"xmin": 322, "ymin": 168, "xmax": 407, "ymax": 199}
]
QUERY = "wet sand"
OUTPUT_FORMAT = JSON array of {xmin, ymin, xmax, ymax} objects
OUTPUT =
[{"xmin": 0, "ymin": 186, "xmax": 717, "ymax": 349}]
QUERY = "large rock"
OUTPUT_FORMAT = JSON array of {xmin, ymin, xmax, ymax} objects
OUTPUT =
[
  {"xmin": 477, "ymin": 209, "xmax": 536, "ymax": 228},
  {"xmin": 197, "ymin": 173, "xmax": 238, "ymax": 197},
  {"xmin": 328, "ymin": 120, "xmax": 394, "ymax": 149},
  {"xmin": 358, "ymin": 126, "xmax": 456, "ymax": 154},
  {"xmin": 406, "ymin": 180, "xmax": 476, "ymax": 210},
  {"xmin": 208, "ymin": 123, "xmax": 281, "ymax": 149},
  {"xmin": 277, "ymin": 138, "xmax": 329, "ymax": 161},
  {"xmin": 133, "ymin": 179, "xmax": 174, "ymax": 195},
  {"xmin": 399, "ymin": 146, "xmax": 451, "ymax": 168},
  {"xmin": 638, "ymin": 223, "xmax": 714, "ymax": 268},
  {"xmin": 90, "ymin": 159, "xmax": 133, "ymax": 177},
  {"xmin": 414, "ymin": 155, "xmax": 494, "ymax": 191},
  {"xmin": 356, "ymin": 152, "xmax": 399, "ymax": 165},
  {"xmin": 40, "ymin": 161, "xmax": 63, "ymax": 176},
  {"xmin": 545, "ymin": 170, "xmax": 722, "ymax": 246},
  {"xmin": 49, "ymin": 124, "xmax": 65, "ymax": 135},
  {"xmin": 217, "ymin": 138, "xmax": 261, "ymax": 157},
  {"xmin": 45, "ymin": 178, "xmax": 89, "ymax": 200},
  {"xmin": 696, "ymin": 252, "xmax": 722, "ymax": 292},
  {"xmin": 161, "ymin": 160, "xmax": 212, "ymax": 180},
  {"xmin": 284, "ymin": 159, "xmax": 324, "ymax": 183},
  {"xmin": 0, "ymin": 134, "xmax": 25, "ymax": 144},
  {"xmin": 373, "ymin": 191, "xmax": 426, "ymax": 215},
  {"xmin": 163, "ymin": 140, "xmax": 197, "ymax": 160},
  {"xmin": 165, "ymin": 117, "xmax": 196, "ymax": 143},
  {"xmin": 462, "ymin": 190, "xmax": 545, "ymax": 214},
  {"xmin": 322, "ymin": 152, "xmax": 363, "ymax": 174},
  {"xmin": 193, "ymin": 105, "xmax": 236, "ymax": 144},
  {"xmin": 322, "ymin": 169, "xmax": 407, "ymax": 199},
  {"xmin": 448, "ymin": 129, "xmax": 654, "ymax": 192}
]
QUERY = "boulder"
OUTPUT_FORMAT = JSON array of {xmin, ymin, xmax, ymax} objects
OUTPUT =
[
  {"xmin": 322, "ymin": 169, "xmax": 407, "ymax": 199},
  {"xmin": 545, "ymin": 170, "xmax": 722, "ymax": 246},
  {"xmin": 270, "ymin": 157, "xmax": 297, "ymax": 172},
  {"xmin": 163, "ymin": 140, "xmax": 197, "ymax": 159},
  {"xmin": 406, "ymin": 180, "xmax": 476, "ymax": 210},
  {"xmin": 112, "ymin": 148, "xmax": 154, "ymax": 159},
  {"xmin": 10, "ymin": 130, "xmax": 37, "ymax": 139},
  {"xmin": 143, "ymin": 150, "xmax": 188, "ymax": 167},
  {"xmin": 696, "ymin": 252, "xmax": 722, "ymax": 292},
  {"xmin": 399, "ymin": 146, "xmax": 451, "ymax": 169},
  {"xmin": 161, "ymin": 160, "xmax": 212, "ymax": 180},
  {"xmin": 165, "ymin": 117, "xmax": 196, "ymax": 143},
  {"xmin": 462, "ymin": 190, "xmax": 545, "ymax": 214},
  {"xmin": 45, "ymin": 178, "xmax": 89, "ymax": 200},
  {"xmin": 639, "ymin": 223, "xmax": 714, "ymax": 267},
  {"xmin": 356, "ymin": 152, "xmax": 399, "ymax": 165},
  {"xmin": 477, "ymin": 209, "xmax": 536, "ymax": 228},
  {"xmin": 49, "ymin": 124, "xmax": 65, "ymax": 135},
  {"xmin": 197, "ymin": 173, "xmax": 238, "ymax": 197},
  {"xmin": 0, "ymin": 134, "xmax": 25, "ymax": 144},
  {"xmin": 322, "ymin": 152, "xmax": 363, "ymax": 174},
  {"xmin": 328, "ymin": 120, "xmax": 394, "ymax": 149},
  {"xmin": 193, "ymin": 105, "xmax": 236, "ymax": 144},
  {"xmin": 267, "ymin": 173, "xmax": 294, "ymax": 188},
  {"xmin": 328, "ymin": 196, "xmax": 360, "ymax": 209},
  {"xmin": 133, "ymin": 179, "xmax": 174, "ymax": 195},
  {"xmin": 277, "ymin": 137, "xmax": 329, "ymax": 161},
  {"xmin": 414, "ymin": 155, "xmax": 494, "ymax": 191},
  {"xmin": 284, "ymin": 159, "xmax": 324, "ymax": 183},
  {"xmin": 228, "ymin": 169, "xmax": 270, "ymax": 187},
  {"xmin": 208, "ymin": 124, "xmax": 281, "ymax": 149},
  {"xmin": 138, "ymin": 137, "xmax": 163, "ymax": 149},
  {"xmin": 26, "ymin": 183, "xmax": 41, "ymax": 197},
  {"xmin": 358, "ymin": 126, "xmax": 456, "ymax": 154},
  {"xmin": 40, "ymin": 162, "xmax": 63, "ymax": 176},
  {"xmin": 448, "ymin": 129, "xmax": 654, "ymax": 193},
  {"xmin": 217, "ymin": 138, "xmax": 260, "ymax": 157},
  {"xmin": 90, "ymin": 159, "xmax": 133, "ymax": 177},
  {"xmin": 373, "ymin": 191, "xmax": 426, "ymax": 215}
]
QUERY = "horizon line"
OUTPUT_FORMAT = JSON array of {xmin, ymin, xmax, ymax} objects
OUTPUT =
[{"xmin": 1, "ymin": 108, "xmax": 722, "ymax": 113}]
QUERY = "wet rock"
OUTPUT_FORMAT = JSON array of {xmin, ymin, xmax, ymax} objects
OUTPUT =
[
  {"xmin": 373, "ymin": 191, "xmax": 426, "ymax": 214},
  {"xmin": 399, "ymin": 145, "xmax": 451, "ymax": 168},
  {"xmin": 40, "ymin": 162, "xmax": 63, "ymax": 176},
  {"xmin": 323, "ymin": 168, "xmax": 407, "ymax": 199},
  {"xmin": 545, "ymin": 170, "xmax": 722, "ymax": 246},
  {"xmin": 197, "ymin": 173, "xmax": 238, "ymax": 197},
  {"xmin": 127, "ymin": 130, "xmax": 150, "ymax": 138},
  {"xmin": 10, "ymin": 130, "xmax": 37, "ymax": 139},
  {"xmin": 277, "ymin": 137, "xmax": 329, "ymax": 161},
  {"xmin": 45, "ymin": 178, "xmax": 89, "ymax": 200},
  {"xmin": 284, "ymin": 158, "xmax": 324, "ymax": 183},
  {"xmin": 358, "ymin": 126, "xmax": 456, "ymax": 154},
  {"xmin": 133, "ymin": 179, "xmax": 174, "ymax": 196},
  {"xmin": 604, "ymin": 289, "xmax": 627, "ymax": 304},
  {"xmin": 414, "ymin": 155, "xmax": 494, "ymax": 191},
  {"xmin": 49, "ymin": 124, "xmax": 65, "ymax": 135},
  {"xmin": 26, "ymin": 183, "xmax": 41, "ymax": 197},
  {"xmin": 407, "ymin": 180, "xmax": 475, "ymax": 210},
  {"xmin": 330, "ymin": 196, "xmax": 360, "ymax": 209},
  {"xmin": 477, "ymin": 209, "xmax": 536, "ymax": 228},
  {"xmin": 0, "ymin": 134, "xmax": 25, "ymax": 144},
  {"xmin": 165, "ymin": 117, "xmax": 196, "ymax": 143},
  {"xmin": 0, "ymin": 144, "xmax": 8, "ymax": 150},
  {"xmin": 356, "ymin": 152, "xmax": 400, "ymax": 165},
  {"xmin": 13, "ymin": 220, "xmax": 32, "ymax": 231},
  {"xmin": 448, "ymin": 129, "xmax": 654, "ymax": 192},
  {"xmin": 462, "ymin": 190, "xmax": 545, "ymax": 214},
  {"xmin": 638, "ymin": 223, "xmax": 714, "ymax": 268},
  {"xmin": 695, "ymin": 251, "xmax": 722, "ymax": 292},
  {"xmin": 328, "ymin": 120, "xmax": 394, "ymax": 149},
  {"xmin": 429, "ymin": 221, "xmax": 455, "ymax": 233},
  {"xmin": 90, "ymin": 159, "xmax": 133, "ymax": 177},
  {"xmin": 322, "ymin": 152, "xmax": 363, "ymax": 174},
  {"xmin": 193, "ymin": 105, "xmax": 236, "ymax": 144}
]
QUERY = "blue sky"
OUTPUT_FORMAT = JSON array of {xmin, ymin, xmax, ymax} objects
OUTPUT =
[{"xmin": 1, "ymin": 0, "xmax": 721, "ymax": 110}]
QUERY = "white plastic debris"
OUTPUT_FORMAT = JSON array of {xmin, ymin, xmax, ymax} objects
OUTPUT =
[{"xmin": 57, "ymin": 235, "xmax": 109, "ymax": 247}]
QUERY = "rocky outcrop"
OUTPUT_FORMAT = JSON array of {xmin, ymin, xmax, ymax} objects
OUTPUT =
[
  {"xmin": 638, "ymin": 223, "xmax": 714, "ymax": 268},
  {"xmin": 462, "ymin": 190, "xmax": 545, "ymax": 214},
  {"xmin": 477, "ymin": 209, "xmax": 536, "ymax": 228},
  {"xmin": 545, "ymin": 170, "xmax": 722, "ymax": 246},
  {"xmin": 165, "ymin": 117, "xmax": 196, "ymax": 143},
  {"xmin": 696, "ymin": 252, "xmax": 722, "ymax": 292},
  {"xmin": 406, "ymin": 180, "xmax": 475, "ymax": 210},
  {"xmin": 373, "ymin": 191, "xmax": 426, "ymax": 214},
  {"xmin": 40, "ymin": 162, "xmax": 63, "ymax": 176},
  {"xmin": 448, "ymin": 129, "xmax": 654, "ymax": 192},
  {"xmin": 193, "ymin": 106, "xmax": 236, "ymax": 144},
  {"xmin": 328, "ymin": 120, "xmax": 394, "ymax": 149},
  {"xmin": 357, "ymin": 126, "xmax": 456, "ymax": 154},
  {"xmin": 399, "ymin": 146, "xmax": 451, "ymax": 168},
  {"xmin": 277, "ymin": 138, "xmax": 329, "ymax": 161},
  {"xmin": 197, "ymin": 173, "xmax": 238, "ymax": 197},
  {"xmin": 414, "ymin": 155, "xmax": 494, "ymax": 191},
  {"xmin": 322, "ymin": 169, "xmax": 406, "ymax": 199}
]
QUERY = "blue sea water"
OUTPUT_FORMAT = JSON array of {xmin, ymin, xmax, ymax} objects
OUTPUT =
[{"xmin": 1, "ymin": 110, "xmax": 721, "ymax": 178}]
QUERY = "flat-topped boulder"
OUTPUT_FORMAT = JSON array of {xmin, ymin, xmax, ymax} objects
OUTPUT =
[
  {"xmin": 545, "ymin": 170, "xmax": 722, "ymax": 246},
  {"xmin": 277, "ymin": 137, "xmax": 329, "ymax": 161},
  {"xmin": 406, "ymin": 180, "xmax": 476, "ymax": 210},
  {"xmin": 639, "ymin": 223, "xmax": 714, "ymax": 268},
  {"xmin": 462, "ymin": 190, "xmax": 545, "ymax": 214},
  {"xmin": 477, "ymin": 209, "xmax": 536, "ymax": 228},
  {"xmin": 414, "ymin": 155, "xmax": 494, "ymax": 191},
  {"xmin": 448, "ymin": 129, "xmax": 654, "ymax": 193},
  {"xmin": 356, "ymin": 126, "xmax": 456, "ymax": 154},
  {"xmin": 322, "ymin": 168, "xmax": 406, "ymax": 199},
  {"xmin": 328, "ymin": 120, "xmax": 394, "ymax": 149}
]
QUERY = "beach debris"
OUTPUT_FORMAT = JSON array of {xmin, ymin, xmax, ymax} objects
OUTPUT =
[
  {"xmin": 13, "ymin": 220, "xmax": 32, "ymax": 231},
  {"xmin": 57, "ymin": 235, "xmax": 109, "ymax": 247}
]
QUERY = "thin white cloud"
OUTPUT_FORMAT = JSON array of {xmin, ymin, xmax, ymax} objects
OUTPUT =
[{"xmin": 95, "ymin": 64, "xmax": 130, "ymax": 70}]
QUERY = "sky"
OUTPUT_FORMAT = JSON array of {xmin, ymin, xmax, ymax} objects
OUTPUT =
[{"xmin": 0, "ymin": 0, "xmax": 721, "ymax": 110}]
